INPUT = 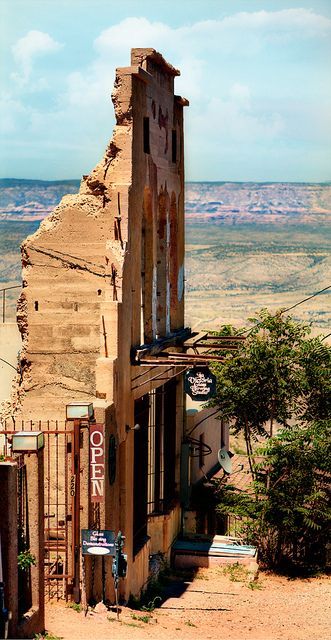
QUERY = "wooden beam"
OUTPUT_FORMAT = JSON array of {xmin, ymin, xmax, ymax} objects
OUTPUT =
[
  {"xmin": 182, "ymin": 331, "xmax": 208, "ymax": 348},
  {"xmin": 131, "ymin": 326, "xmax": 192, "ymax": 362}
]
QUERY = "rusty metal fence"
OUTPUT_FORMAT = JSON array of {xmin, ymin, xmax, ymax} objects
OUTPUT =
[{"xmin": 0, "ymin": 419, "xmax": 74, "ymax": 601}]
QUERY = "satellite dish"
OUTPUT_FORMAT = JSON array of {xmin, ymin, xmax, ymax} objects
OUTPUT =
[{"xmin": 218, "ymin": 448, "xmax": 232, "ymax": 474}]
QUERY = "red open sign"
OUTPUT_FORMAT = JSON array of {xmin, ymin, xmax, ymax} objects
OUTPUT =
[{"xmin": 89, "ymin": 424, "xmax": 105, "ymax": 502}]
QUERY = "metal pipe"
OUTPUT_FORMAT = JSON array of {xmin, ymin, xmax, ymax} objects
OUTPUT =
[{"xmin": 72, "ymin": 420, "xmax": 81, "ymax": 603}]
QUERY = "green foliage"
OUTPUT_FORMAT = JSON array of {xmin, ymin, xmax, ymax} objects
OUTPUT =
[
  {"xmin": 185, "ymin": 620, "xmax": 197, "ymax": 627},
  {"xmin": 66, "ymin": 602, "xmax": 82, "ymax": 613},
  {"xmin": 300, "ymin": 338, "xmax": 331, "ymax": 422},
  {"xmin": 215, "ymin": 421, "xmax": 331, "ymax": 569},
  {"xmin": 210, "ymin": 311, "xmax": 331, "ymax": 570},
  {"xmin": 222, "ymin": 563, "xmax": 262, "ymax": 589},
  {"xmin": 210, "ymin": 311, "xmax": 312, "ymax": 442},
  {"xmin": 128, "ymin": 561, "xmax": 182, "ymax": 611},
  {"xmin": 34, "ymin": 633, "xmax": 62, "ymax": 640},
  {"xmin": 128, "ymin": 578, "xmax": 164, "ymax": 610},
  {"xmin": 141, "ymin": 596, "xmax": 162, "ymax": 612},
  {"xmin": 247, "ymin": 581, "xmax": 263, "ymax": 590},
  {"xmin": 222, "ymin": 562, "xmax": 249, "ymax": 582},
  {"xmin": 17, "ymin": 549, "xmax": 36, "ymax": 571},
  {"xmin": 131, "ymin": 613, "xmax": 151, "ymax": 623}
]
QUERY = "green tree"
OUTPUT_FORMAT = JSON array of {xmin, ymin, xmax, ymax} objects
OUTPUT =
[
  {"xmin": 300, "ymin": 337, "xmax": 331, "ymax": 422},
  {"xmin": 209, "ymin": 310, "xmax": 331, "ymax": 569},
  {"xmin": 210, "ymin": 310, "xmax": 311, "ymax": 476},
  {"xmin": 215, "ymin": 420, "xmax": 331, "ymax": 568}
]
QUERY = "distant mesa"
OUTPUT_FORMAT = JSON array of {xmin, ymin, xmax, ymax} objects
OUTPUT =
[{"xmin": 0, "ymin": 179, "xmax": 330, "ymax": 225}]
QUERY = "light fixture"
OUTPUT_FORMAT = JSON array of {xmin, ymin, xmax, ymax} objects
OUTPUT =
[
  {"xmin": 125, "ymin": 424, "xmax": 141, "ymax": 433},
  {"xmin": 12, "ymin": 431, "xmax": 44, "ymax": 453},
  {"xmin": 66, "ymin": 402, "xmax": 94, "ymax": 420}
]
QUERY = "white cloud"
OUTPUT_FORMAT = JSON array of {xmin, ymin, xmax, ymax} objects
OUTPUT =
[
  {"xmin": 2, "ymin": 9, "xmax": 331, "ymax": 179},
  {"xmin": 94, "ymin": 9, "xmax": 331, "ymax": 61},
  {"xmin": 220, "ymin": 8, "xmax": 331, "ymax": 34},
  {"xmin": 94, "ymin": 17, "xmax": 172, "ymax": 57},
  {"xmin": 0, "ymin": 94, "xmax": 28, "ymax": 135},
  {"xmin": 189, "ymin": 91, "xmax": 284, "ymax": 146},
  {"xmin": 11, "ymin": 30, "xmax": 63, "ymax": 85},
  {"xmin": 229, "ymin": 84, "xmax": 251, "ymax": 107}
]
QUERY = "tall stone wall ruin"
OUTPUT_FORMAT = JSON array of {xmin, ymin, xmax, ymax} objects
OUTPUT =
[{"xmin": 13, "ymin": 48, "xmax": 188, "ymax": 437}]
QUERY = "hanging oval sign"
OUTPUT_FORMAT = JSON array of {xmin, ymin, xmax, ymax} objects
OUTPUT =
[{"xmin": 184, "ymin": 367, "xmax": 217, "ymax": 401}]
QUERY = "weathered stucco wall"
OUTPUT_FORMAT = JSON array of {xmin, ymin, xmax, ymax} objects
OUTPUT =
[{"xmin": 12, "ymin": 49, "xmax": 187, "ymax": 434}]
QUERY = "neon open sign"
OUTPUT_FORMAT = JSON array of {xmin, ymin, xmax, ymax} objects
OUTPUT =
[{"xmin": 89, "ymin": 424, "xmax": 105, "ymax": 502}]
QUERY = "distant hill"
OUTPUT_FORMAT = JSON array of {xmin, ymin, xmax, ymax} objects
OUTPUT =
[
  {"xmin": 185, "ymin": 181, "xmax": 331, "ymax": 225},
  {"xmin": 0, "ymin": 179, "xmax": 331, "ymax": 224},
  {"xmin": 0, "ymin": 179, "xmax": 80, "ymax": 221},
  {"xmin": 0, "ymin": 179, "xmax": 330, "ymax": 332},
  {"xmin": 0, "ymin": 178, "xmax": 80, "ymax": 187}
]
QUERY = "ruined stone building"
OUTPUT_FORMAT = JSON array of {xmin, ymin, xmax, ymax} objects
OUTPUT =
[
  {"xmin": 7, "ymin": 48, "xmax": 191, "ymax": 602},
  {"xmin": 0, "ymin": 49, "xmax": 228, "ymax": 616}
]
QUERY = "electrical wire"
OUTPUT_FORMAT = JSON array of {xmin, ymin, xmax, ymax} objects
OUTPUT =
[
  {"xmin": 282, "ymin": 285, "xmax": 331, "ymax": 313},
  {"xmin": 25, "ymin": 244, "xmax": 123, "ymax": 283},
  {"xmin": 186, "ymin": 408, "xmax": 221, "ymax": 436},
  {"xmin": 232, "ymin": 284, "xmax": 331, "ymax": 338},
  {"xmin": 0, "ymin": 357, "xmax": 17, "ymax": 372}
]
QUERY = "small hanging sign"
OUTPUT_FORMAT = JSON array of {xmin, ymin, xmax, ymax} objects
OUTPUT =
[
  {"xmin": 184, "ymin": 367, "xmax": 217, "ymax": 401},
  {"xmin": 82, "ymin": 529, "xmax": 115, "ymax": 556}
]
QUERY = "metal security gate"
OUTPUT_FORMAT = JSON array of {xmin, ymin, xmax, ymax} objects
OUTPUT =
[
  {"xmin": 0, "ymin": 420, "xmax": 79, "ymax": 601},
  {"xmin": 44, "ymin": 422, "xmax": 73, "ymax": 601}
]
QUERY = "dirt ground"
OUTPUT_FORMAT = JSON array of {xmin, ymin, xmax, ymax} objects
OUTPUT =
[{"xmin": 45, "ymin": 567, "xmax": 331, "ymax": 640}]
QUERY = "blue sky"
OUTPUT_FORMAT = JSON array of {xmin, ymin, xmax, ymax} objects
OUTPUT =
[{"xmin": 1, "ymin": 0, "xmax": 331, "ymax": 182}]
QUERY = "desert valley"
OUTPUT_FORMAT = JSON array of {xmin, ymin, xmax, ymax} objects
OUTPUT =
[{"xmin": 1, "ymin": 178, "xmax": 330, "ymax": 333}]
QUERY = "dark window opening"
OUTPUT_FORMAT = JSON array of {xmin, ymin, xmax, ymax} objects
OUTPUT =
[
  {"xmin": 172, "ymin": 129, "xmax": 177, "ymax": 163},
  {"xmin": 163, "ymin": 378, "xmax": 177, "ymax": 507},
  {"xmin": 143, "ymin": 117, "xmax": 150, "ymax": 154},
  {"xmin": 133, "ymin": 395, "xmax": 149, "ymax": 555},
  {"xmin": 133, "ymin": 380, "xmax": 178, "ymax": 554},
  {"xmin": 147, "ymin": 378, "xmax": 177, "ymax": 515},
  {"xmin": 97, "ymin": 289, "xmax": 102, "ymax": 296},
  {"xmin": 34, "ymin": 301, "xmax": 38, "ymax": 311}
]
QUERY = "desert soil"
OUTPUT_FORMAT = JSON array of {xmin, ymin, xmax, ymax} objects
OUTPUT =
[{"xmin": 45, "ymin": 567, "xmax": 330, "ymax": 640}]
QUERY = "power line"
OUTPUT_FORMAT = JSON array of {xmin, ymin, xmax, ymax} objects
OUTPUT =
[
  {"xmin": 233, "ymin": 285, "xmax": 331, "ymax": 337},
  {"xmin": 0, "ymin": 357, "xmax": 17, "ymax": 371},
  {"xmin": 283, "ymin": 285, "xmax": 331, "ymax": 313}
]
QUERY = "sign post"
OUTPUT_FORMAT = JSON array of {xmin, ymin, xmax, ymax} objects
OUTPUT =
[
  {"xmin": 112, "ymin": 532, "xmax": 127, "ymax": 620},
  {"xmin": 81, "ymin": 529, "xmax": 126, "ymax": 618}
]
